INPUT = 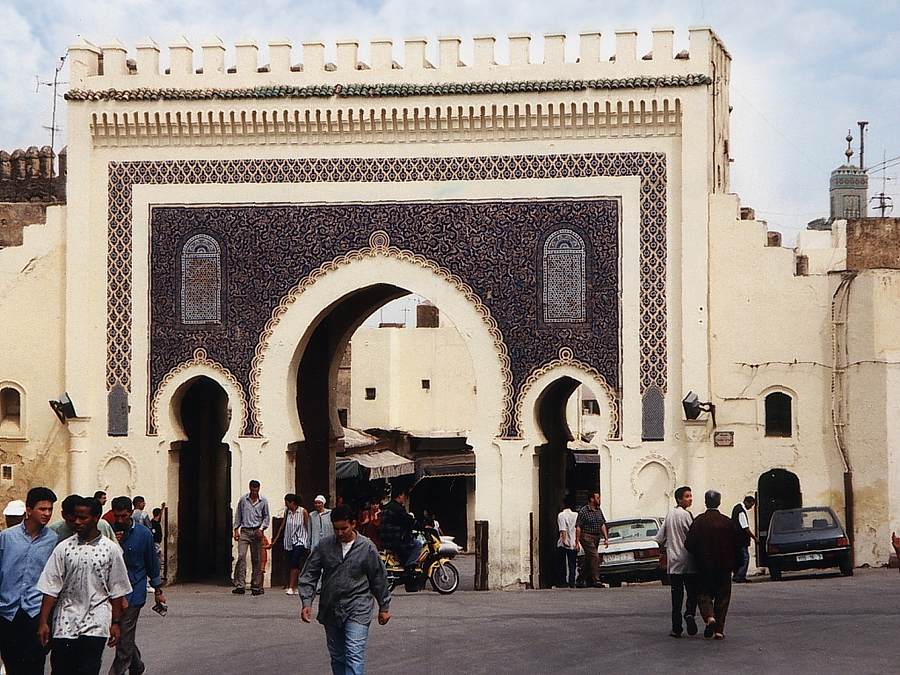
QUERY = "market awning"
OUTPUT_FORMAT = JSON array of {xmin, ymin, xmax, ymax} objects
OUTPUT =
[
  {"xmin": 572, "ymin": 453, "xmax": 602, "ymax": 464},
  {"xmin": 335, "ymin": 450, "xmax": 416, "ymax": 481},
  {"xmin": 413, "ymin": 451, "xmax": 476, "ymax": 481}
]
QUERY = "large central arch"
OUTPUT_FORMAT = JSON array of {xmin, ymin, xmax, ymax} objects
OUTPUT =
[{"xmin": 254, "ymin": 236, "xmax": 510, "ymax": 501}]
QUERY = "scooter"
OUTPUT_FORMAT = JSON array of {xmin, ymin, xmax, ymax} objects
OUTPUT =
[{"xmin": 381, "ymin": 527, "xmax": 460, "ymax": 594}]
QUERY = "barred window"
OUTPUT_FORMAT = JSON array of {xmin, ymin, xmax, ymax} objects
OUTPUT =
[
  {"xmin": 542, "ymin": 229, "xmax": 586, "ymax": 323},
  {"xmin": 181, "ymin": 234, "xmax": 222, "ymax": 325},
  {"xmin": 642, "ymin": 386, "xmax": 665, "ymax": 441},
  {"xmin": 765, "ymin": 392, "xmax": 792, "ymax": 437}
]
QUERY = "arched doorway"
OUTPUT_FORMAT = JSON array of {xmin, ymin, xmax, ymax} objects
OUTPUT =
[
  {"xmin": 757, "ymin": 468, "xmax": 802, "ymax": 566},
  {"xmin": 536, "ymin": 377, "xmax": 601, "ymax": 588},
  {"xmin": 177, "ymin": 376, "xmax": 232, "ymax": 583},
  {"xmin": 293, "ymin": 284, "xmax": 410, "ymax": 503}
]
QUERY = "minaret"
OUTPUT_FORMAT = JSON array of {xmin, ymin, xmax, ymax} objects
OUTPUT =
[{"xmin": 830, "ymin": 130, "xmax": 868, "ymax": 219}]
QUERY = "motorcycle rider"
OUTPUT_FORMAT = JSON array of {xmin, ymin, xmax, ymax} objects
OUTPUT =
[{"xmin": 379, "ymin": 489, "xmax": 422, "ymax": 582}]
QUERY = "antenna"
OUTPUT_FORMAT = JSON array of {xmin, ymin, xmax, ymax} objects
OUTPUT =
[
  {"xmin": 869, "ymin": 151, "xmax": 894, "ymax": 217},
  {"xmin": 35, "ymin": 53, "xmax": 68, "ymax": 152}
]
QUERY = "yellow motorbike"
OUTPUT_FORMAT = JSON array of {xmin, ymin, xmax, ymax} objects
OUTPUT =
[{"xmin": 380, "ymin": 528, "xmax": 460, "ymax": 594}]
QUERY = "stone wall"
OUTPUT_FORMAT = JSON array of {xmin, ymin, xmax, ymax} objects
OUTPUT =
[
  {"xmin": 846, "ymin": 217, "xmax": 900, "ymax": 270},
  {"xmin": 0, "ymin": 146, "xmax": 66, "ymax": 249}
]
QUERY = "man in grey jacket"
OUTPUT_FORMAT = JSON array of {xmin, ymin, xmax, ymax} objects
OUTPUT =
[{"xmin": 299, "ymin": 504, "xmax": 391, "ymax": 675}]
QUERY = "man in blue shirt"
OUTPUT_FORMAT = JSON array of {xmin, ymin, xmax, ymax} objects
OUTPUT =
[
  {"xmin": 0, "ymin": 486, "xmax": 57, "ymax": 675},
  {"xmin": 232, "ymin": 480, "xmax": 270, "ymax": 596},
  {"xmin": 110, "ymin": 495, "xmax": 166, "ymax": 675}
]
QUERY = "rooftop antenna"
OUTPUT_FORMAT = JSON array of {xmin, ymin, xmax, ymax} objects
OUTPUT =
[
  {"xmin": 858, "ymin": 121, "xmax": 868, "ymax": 170},
  {"xmin": 870, "ymin": 150, "xmax": 894, "ymax": 217},
  {"xmin": 35, "ymin": 53, "xmax": 68, "ymax": 153}
]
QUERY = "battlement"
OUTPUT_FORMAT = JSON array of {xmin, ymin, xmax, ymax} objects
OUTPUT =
[
  {"xmin": 67, "ymin": 28, "xmax": 728, "ymax": 91},
  {"xmin": 0, "ymin": 146, "xmax": 66, "ymax": 204}
]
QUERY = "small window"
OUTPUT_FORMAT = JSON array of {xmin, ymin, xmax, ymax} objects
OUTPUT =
[
  {"xmin": 1, "ymin": 466, "xmax": 12, "ymax": 482},
  {"xmin": 421, "ymin": 379, "xmax": 430, "ymax": 390},
  {"xmin": 765, "ymin": 392, "xmax": 792, "ymax": 437},
  {"xmin": 365, "ymin": 388, "xmax": 376, "ymax": 400},
  {"xmin": 0, "ymin": 387, "xmax": 22, "ymax": 437},
  {"xmin": 180, "ymin": 233, "xmax": 222, "ymax": 325},
  {"xmin": 642, "ymin": 386, "xmax": 664, "ymax": 441}
]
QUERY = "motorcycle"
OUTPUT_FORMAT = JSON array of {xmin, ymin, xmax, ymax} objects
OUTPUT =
[{"xmin": 380, "ymin": 527, "xmax": 460, "ymax": 594}]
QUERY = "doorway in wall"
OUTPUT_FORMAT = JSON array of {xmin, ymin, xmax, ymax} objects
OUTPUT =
[
  {"xmin": 536, "ymin": 377, "xmax": 601, "ymax": 588},
  {"xmin": 757, "ymin": 468, "xmax": 802, "ymax": 566},
  {"xmin": 177, "ymin": 376, "xmax": 232, "ymax": 583}
]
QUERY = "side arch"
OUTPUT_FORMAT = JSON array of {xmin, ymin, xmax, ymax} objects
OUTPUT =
[
  {"xmin": 151, "ymin": 348, "xmax": 246, "ymax": 448},
  {"xmin": 517, "ymin": 347, "xmax": 619, "ymax": 445}
]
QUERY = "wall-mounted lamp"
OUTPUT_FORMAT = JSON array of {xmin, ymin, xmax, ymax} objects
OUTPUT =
[
  {"xmin": 683, "ymin": 391, "xmax": 716, "ymax": 427},
  {"xmin": 49, "ymin": 393, "xmax": 77, "ymax": 423}
]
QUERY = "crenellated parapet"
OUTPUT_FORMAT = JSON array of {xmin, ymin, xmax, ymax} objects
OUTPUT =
[
  {"xmin": 67, "ymin": 28, "xmax": 727, "ymax": 89},
  {"xmin": 0, "ymin": 146, "xmax": 66, "ymax": 204},
  {"xmin": 65, "ymin": 29, "xmax": 730, "ymax": 151}
]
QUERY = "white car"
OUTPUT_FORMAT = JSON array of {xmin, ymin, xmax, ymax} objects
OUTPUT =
[{"xmin": 596, "ymin": 517, "xmax": 666, "ymax": 587}]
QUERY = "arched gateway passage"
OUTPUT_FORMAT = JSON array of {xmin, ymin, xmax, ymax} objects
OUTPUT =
[
  {"xmin": 177, "ymin": 376, "xmax": 232, "ymax": 583},
  {"xmin": 292, "ymin": 284, "xmax": 410, "ymax": 502}
]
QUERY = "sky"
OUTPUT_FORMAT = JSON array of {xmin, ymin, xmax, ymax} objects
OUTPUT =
[{"xmin": 1, "ymin": 0, "xmax": 898, "ymax": 247}]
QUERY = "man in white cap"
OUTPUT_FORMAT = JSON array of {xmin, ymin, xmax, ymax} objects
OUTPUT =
[
  {"xmin": 3, "ymin": 501, "xmax": 25, "ymax": 529},
  {"xmin": 309, "ymin": 496, "xmax": 331, "ymax": 552}
]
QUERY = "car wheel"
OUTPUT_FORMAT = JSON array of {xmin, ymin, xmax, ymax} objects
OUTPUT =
[
  {"xmin": 839, "ymin": 560, "xmax": 854, "ymax": 577},
  {"xmin": 607, "ymin": 578, "xmax": 623, "ymax": 588},
  {"xmin": 769, "ymin": 565, "xmax": 782, "ymax": 581}
]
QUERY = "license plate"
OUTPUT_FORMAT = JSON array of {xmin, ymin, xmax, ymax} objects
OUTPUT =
[
  {"xmin": 603, "ymin": 552, "xmax": 634, "ymax": 564},
  {"xmin": 796, "ymin": 553, "xmax": 823, "ymax": 562}
]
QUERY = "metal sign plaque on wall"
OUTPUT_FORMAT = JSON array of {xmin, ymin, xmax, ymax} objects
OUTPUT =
[{"xmin": 713, "ymin": 431, "xmax": 735, "ymax": 447}]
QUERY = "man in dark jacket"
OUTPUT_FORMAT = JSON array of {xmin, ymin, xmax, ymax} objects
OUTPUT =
[
  {"xmin": 685, "ymin": 489, "xmax": 741, "ymax": 640},
  {"xmin": 299, "ymin": 505, "xmax": 391, "ymax": 675},
  {"xmin": 379, "ymin": 489, "xmax": 422, "ymax": 569}
]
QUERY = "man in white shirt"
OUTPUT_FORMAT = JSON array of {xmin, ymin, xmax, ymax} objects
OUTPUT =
[
  {"xmin": 556, "ymin": 495, "xmax": 579, "ymax": 588},
  {"xmin": 36, "ymin": 496, "xmax": 132, "ymax": 675},
  {"xmin": 731, "ymin": 496, "xmax": 758, "ymax": 583},
  {"xmin": 655, "ymin": 486, "xmax": 699, "ymax": 637}
]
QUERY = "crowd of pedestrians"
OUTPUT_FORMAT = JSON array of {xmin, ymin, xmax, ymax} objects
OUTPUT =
[{"xmin": 0, "ymin": 487, "xmax": 166, "ymax": 675}]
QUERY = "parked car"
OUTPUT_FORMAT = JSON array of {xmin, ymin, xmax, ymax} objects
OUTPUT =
[
  {"xmin": 597, "ymin": 517, "xmax": 666, "ymax": 587},
  {"xmin": 765, "ymin": 506, "xmax": 852, "ymax": 581}
]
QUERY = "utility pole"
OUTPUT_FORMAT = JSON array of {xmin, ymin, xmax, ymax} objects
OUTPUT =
[{"xmin": 36, "ymin": 53, "xmax": 68, "ymax": 153}]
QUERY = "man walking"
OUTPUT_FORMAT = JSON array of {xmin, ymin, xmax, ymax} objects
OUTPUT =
[
  {"xmin": 309, "ymin": 495, "xmax": 332, "ymax": 552},
  {"xmin": 51, "ymin": 494, "xmax": 117, "ymax": 542},
  {"xmin": 0, "ymin": 487, "xmax": 57, "ymax": 675},
  {"xmin": 685, "ymin": 489, "xmax": 741, "ymax": 640},
  {"xmin": 654, "ymin": 486, "xmax": 699, "ymax": 637},
  {"xmin": 556, "ymin": 495, "xmax": 578, "ymax": 588},
  {"xmin": 37, "ymin": 497, "xmax": 132, "ymax": 674},
  {"xmin": 268, "ymin": 494, "xmax": 309, "ymax": 595},
  {"xmin": 575, "ymin": 491, "xmax": 609, "ymax": 588},
  {"xmin": 232, "ymin": 480, "xmax": 270, "ymax": 596},
  {"xmin": 109, "ymin": 496, "xmax": 166, "ymax": 675},
  {"xmin": 731, "ymin": 495, "xmax": 759, "ymax": 582},
  {"xmin": 299, "ymin": 505, "xmax": 391, "ymax": 675},
  {"xmin": 130, "ymin": 497, "xmax": 153, "ymax": 531}
]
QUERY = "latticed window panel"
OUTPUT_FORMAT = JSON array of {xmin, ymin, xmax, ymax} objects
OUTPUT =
[
  {"xmin": 180, "ymin": 234, "xmax": 221, "ymax": 325},
  {"xmin": 641, "ymin": 385, "xmax": 665, "ymax": 441},
  {"xmin": 542, "ymin": 229, "xmax": 586, "ymax": 323}
]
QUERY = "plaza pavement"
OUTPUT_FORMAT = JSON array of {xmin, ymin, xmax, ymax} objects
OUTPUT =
[{"xmin": 99, "ymin": 555, "xmax": 897, "ymax": 674}]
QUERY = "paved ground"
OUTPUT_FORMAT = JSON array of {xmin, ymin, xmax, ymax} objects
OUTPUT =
[{"xmin": 97, "ymin": 556, "xmax": 897, "ymax": 674}]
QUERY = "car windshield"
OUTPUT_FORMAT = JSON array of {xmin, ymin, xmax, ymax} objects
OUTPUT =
[
  {"xmin": 606, "ymin": 519, "xmax": 658, "ymax": 540},
  {"xmin": 771, "ymin": 509, "xmax": 837, "ymax": 534}
]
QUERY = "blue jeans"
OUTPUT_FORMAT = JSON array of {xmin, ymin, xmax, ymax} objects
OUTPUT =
[
  {"xmin": 556, "ymin": 546, "xmax": 577, "ymax": 587},
  {"xmin": 325, "ymin": 621, "xmax": 369, "ymax": 675},
  {"xmin": 735, "ymin": 547, "xmax": 750, "ymax": 580}
]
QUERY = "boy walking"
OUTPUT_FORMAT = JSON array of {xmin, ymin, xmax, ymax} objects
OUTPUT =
[
  {"xmin": 299, "ymin": 505, "xmax": 391, "ymax": 675},
  {"xmin": 37, "ymin": 497, "xmax": 132, "ymax": 675}
]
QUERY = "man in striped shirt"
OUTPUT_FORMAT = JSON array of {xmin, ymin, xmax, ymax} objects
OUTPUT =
[{"xmin": 268, "ymin": 494, "xmax": 310, "ymax": 595}]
